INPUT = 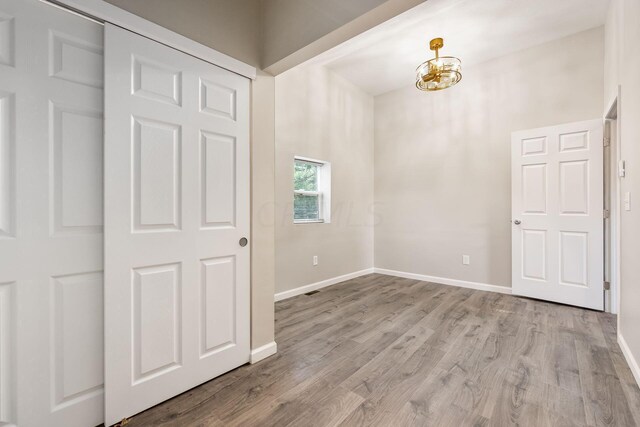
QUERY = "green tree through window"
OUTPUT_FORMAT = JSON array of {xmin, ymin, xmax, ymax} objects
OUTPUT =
[{"xmin": 294, "ymin": 159, "xmax": 321, "ymax": 221}]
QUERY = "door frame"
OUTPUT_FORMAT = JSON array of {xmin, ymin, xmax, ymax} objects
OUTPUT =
[
  {"xmin": 45, "ymin": 0, "xmax": 256, "ymax": 80},
  {"xmin": 605, "ymin": 87, "xmax": 622, "ymax": 315}
]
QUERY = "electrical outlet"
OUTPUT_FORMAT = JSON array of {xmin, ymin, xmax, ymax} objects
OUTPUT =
[
  {"xmin": 462, "ymin": 255, "xmax": 470, "ymax": 265},
  {"xmin": 313, "ymin": 255, "xmax": 318, "ymax": 266}
]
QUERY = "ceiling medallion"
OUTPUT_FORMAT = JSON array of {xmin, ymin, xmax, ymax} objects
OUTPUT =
[{"xmin": 416, "ymin": 37, "xmax": 462, "ymax": 91}]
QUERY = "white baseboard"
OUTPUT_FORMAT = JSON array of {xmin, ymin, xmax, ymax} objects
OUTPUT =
[
  {"xmin": 250, "ymin": 341, "xmax": 277, "ymax": 364},
  {"xmin": 274, "ymin": 268, "xmax": 375, "ymax": 302},
  {"xmin": 618, "ymin": 333, "xmax": 640, "ymax": 387},
  {"xmin": 373, "ymin": 268, "xmax": 512, "ymax": 295}
]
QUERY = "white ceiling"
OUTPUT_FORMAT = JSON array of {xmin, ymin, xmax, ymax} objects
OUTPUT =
[{"xmin": 306, "ymin": 0, "xmax": 609, "ymax": 96}]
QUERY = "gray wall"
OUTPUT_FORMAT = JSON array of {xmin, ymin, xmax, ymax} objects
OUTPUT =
[
  {"xmin": 261, "ymin": 0, "xmax": 386, "ymax": 67},
  {"xmin": 274, "ymin": 66, "xmax": 374, "ymax": 294},
  {"xmin": 261, "ymin": 0, "xmax": 426, "ymax": 74},
  {"xmin": 250, "ymin": 70, "xmax": 276, "ymax": 348},
  {"xmin": 373, "ymin": 27, "xmax": 604, "ymax": 288},
  {"xmin": 605, "ymin": 0, "xmax": 640, "ymax": 380}
]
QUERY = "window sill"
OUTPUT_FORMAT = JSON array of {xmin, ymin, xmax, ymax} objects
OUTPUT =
[{"xmin": 294, "ymin": 219, "xmax": 325, "ymax": 224}]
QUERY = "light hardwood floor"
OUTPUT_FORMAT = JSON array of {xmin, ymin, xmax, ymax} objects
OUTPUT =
[{"xmin": 125, "ymin": 273, "xmax": 640, "ymax": 426}]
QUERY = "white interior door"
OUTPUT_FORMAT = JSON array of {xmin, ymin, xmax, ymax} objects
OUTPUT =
[
  {"xmin": 104, "ymin": 24, "xmax": 250, "ymax": 425},
  {"xmin": 512, "ymin": 119, "xmax": 604, "ymax": 310},
  {"xmin": 0, "ymin": 0, "xmax": 104, "ymax": 426}
]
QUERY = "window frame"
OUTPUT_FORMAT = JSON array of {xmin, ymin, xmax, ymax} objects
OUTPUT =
[{"xmin": 293, "ymin": 156, "xmax": 331, "ymax": 224}]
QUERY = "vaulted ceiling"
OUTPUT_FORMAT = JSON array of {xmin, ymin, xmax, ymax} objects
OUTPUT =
[{"xmin": 307, "ymin": 0, "xmax": 610, "ymax": 95}]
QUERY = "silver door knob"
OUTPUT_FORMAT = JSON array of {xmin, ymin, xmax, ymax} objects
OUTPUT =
[
  {"xmin": 239, "ymin": 237, "xmax": 248, "ymax": 247},
  {"xmin": 513, "ymin": 220, "xmax": 521, "ymax": 225}
]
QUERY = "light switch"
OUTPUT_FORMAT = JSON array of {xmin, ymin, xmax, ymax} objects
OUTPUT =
[
  {"xmin": 624, "ymin": 192, "xmax": 631, "ymax": 211},
  {"xmin": 462, "ymin": 255, "xmax": 470, "ymax": 265}
]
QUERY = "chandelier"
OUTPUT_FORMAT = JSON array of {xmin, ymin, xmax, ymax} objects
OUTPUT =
[{"xmin": 416, "ymin": 37, "xmax": 462, "ymax": 91}]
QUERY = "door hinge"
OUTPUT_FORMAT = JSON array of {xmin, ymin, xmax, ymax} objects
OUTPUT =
[
  {"xmin": 604, "ymin": 281, "xmax": 611, "ymax": 291},
  {"xmin": 604, "ymin": 136, "xmax": 611, "ymax": 147},
  {"xmin": 604, "ymin": 209, "xmax": 610, "ymax": 219}
]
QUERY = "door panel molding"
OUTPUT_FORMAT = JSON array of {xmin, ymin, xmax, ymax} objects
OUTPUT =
[
  {"xmin": 104, "ymin": 24, "xmax": 250, "ymax": 425},
  {"xmin": 0, "ymin": 1, "xmax": 104, "ymax": 425}
]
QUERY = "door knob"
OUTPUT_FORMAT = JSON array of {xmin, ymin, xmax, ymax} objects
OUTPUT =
[
  {"xmin": 239, "ymin": 237, "xmax": 248, "ymax": 247},
  {"xmin": 513, "ymin": 220, "xmax": 521, "ymax": 225}
]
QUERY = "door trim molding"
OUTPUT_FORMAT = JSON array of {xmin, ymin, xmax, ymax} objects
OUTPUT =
[
  {"xmin": 605, "ymin": 88, "xmax": 621, "ymax": 316},
  {"xmin": 374, "ymin": 268, "xmax": 512, "ymax": 295},
  {"xmin": 45, "ymin": 0, "xmax": 257, "ymax": 80}
]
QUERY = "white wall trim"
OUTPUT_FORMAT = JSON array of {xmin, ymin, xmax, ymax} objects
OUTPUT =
[
  {"xmin": 605, "ymin": 88, "xmax": 621, "ymax": 315},
  {"xmin": 250, "ymin": 341, "xmax": 278, "ymax": 364},
  {"xmin": 373, "ymin": 268, "xmax": 512, "ymax": 295},
  {"xmin": 618, "ymin": 333, "xmax": 640, "ymax": 387},
  {"xmin": 274, "ymin": 268, "xmax": 374, "ymax": 302},
  {"xmin": 46, "ymin": 0, "xmax": 257, "ymax": 79}
]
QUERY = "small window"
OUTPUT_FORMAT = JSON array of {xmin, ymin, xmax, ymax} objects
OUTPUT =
[{"xmin": 294, "ymin": 157, "xmax": 331, "ymax": 223}]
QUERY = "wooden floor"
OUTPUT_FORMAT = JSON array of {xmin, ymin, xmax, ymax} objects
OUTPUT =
[{"xmin": 126, "ymin": 274, "xmax": 640, "ymax": 426}]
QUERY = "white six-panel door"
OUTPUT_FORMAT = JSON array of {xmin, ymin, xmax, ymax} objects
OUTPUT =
[
  {"xmin": 0, "ymin": 1, "xmax": 104, "ymax": 426},
  {"xmin": 104, "ymin": 24, "xmax": 250, "ymax": 425},
  {"xmin": 512, "ymin": 119, "xmax": 604, "ymax": 310}
]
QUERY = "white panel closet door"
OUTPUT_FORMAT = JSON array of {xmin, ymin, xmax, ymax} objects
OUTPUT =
[
  {"xmin": 0, "ymin": 0, "xmax": 104, "ymax": 426},
  {"xmin": 512, "ymin": 119, "xmax": 603, "ymax": 310},
  {"xmin": 104, "ymin": 24, "xmax": 250, "ymax": 425}
]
